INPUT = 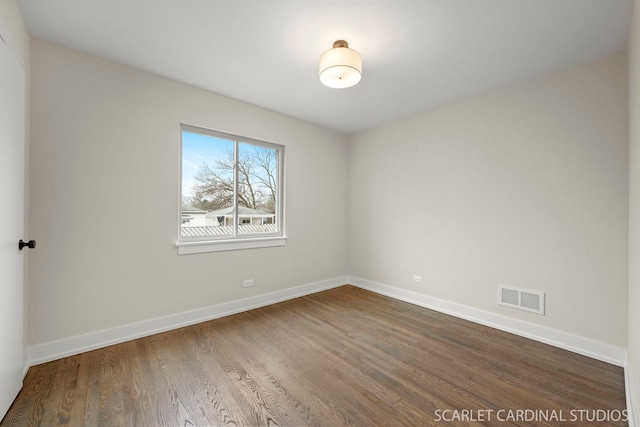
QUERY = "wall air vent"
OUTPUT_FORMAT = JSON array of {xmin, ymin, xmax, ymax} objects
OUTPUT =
[{"xmin": 498, "ymin": 285, "xmax": 545, "ymax": 315}]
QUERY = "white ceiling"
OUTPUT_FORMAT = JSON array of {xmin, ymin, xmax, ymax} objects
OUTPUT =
[{"xmin": 18, "ymin": 0, "xmax": 634, "ymax": 135}]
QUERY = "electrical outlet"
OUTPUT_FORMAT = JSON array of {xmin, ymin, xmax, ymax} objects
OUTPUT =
[
  {"xmin": 243, "ymin": 279, "xmax": 254, "ymax": 287},
  {"xmin": 412, "ymin": 275, "xmax": 423, "ymax": 284}
]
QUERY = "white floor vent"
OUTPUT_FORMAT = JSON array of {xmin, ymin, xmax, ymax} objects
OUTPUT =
[{"xmin": 498, "ymin": 285, "xmax": 545, "ymax": 315}]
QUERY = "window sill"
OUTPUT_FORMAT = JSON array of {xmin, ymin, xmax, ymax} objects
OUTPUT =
[{"xmin": 176, "ymin": 236, "xmax": 287, "ymax": 255}]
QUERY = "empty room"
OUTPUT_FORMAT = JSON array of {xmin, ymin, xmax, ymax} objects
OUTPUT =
[{"xmin": 2, "ymin": 0, "xmax": 640, "ymax": 425}]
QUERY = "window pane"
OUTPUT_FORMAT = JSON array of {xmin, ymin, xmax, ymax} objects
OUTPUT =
[
  {"xmin": 237, "ymin": 142, "xmax": 278, "ymax": 235},
  {"xmin": 181, "ymin": 131, "xmax": 234, "ymax": 238},
  {"xmin": 178, "ymin": 125, "xmax": 284, "ymax": 250}
]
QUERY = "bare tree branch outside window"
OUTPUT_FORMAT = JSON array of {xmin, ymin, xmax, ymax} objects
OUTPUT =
[{"xmin": 190, "ymin": 145, "xmax": 277, "ymax": 213}]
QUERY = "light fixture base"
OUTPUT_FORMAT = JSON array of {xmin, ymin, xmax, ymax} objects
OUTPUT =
[{"xmin": 333, "ymin": 40, "xmax": 349, "ymax": 49}]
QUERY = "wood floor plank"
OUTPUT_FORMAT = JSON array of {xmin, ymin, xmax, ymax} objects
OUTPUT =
[
  {"xmin": 1, "ymin": 286, "xmax": 628, "ymax": 426},
  {"xmin": 67, "ymin": 352, "xmax": 90, "ymax": 426},
  {"xmin": 133, "ymin": 338, "xmax": 178, "ymax": 426}
]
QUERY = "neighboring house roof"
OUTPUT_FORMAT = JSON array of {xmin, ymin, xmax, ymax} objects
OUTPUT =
[
  {"xmin": 205, "ymin": 206, "xmax": 274, "ymax": 218},
  {"xmin": 181, "ymin": 203, "xmax": 207, "ymax": 214},
  {"xmin": 181, "ymin": 224, "xmax": 277, "ymax": 237}
]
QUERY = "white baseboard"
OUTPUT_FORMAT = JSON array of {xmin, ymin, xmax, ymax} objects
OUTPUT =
[
  {"xmin": 24, "ymin": 275, "xmax": 634, "ymax": 420},
  {"xmin": 21, "ymin": 352, "xmax": 29, "ymax": 386},
  {"xmin": 348, "ymin": 276, "xmax": 627, "ymax": 367},
  {"xmin": 627, "ymin": 366, "xmax": 639, "ymax": 427},
  {"xmin": 26, "ymin": 276, "xmax": 349, "ymax": 367},
  {"xmin": 28, "ymin": 276, "xmax": 627, "ymax": 368}
]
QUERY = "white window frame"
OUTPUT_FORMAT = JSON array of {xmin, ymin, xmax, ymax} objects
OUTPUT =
[{"xmin": 177, "ymin": 124, "xmax": 286, "ymax": 254}]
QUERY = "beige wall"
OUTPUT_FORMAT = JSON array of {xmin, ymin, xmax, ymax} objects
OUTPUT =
[
  {"xmin": 349, "ymin": 53, "xmax": 629, "ymax": 347},
  {"xmin": 628, "ymin": 0, "xmax": 640, "ymax": 417},
  {"xmin": 28, "ymin": 39, "xmax": 349, "ymax": 346}
]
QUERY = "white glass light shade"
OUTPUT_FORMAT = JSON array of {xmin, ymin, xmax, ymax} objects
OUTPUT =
[{"xmin": 319, "ymin": 40, "xmax": 362, "ymax": 89}]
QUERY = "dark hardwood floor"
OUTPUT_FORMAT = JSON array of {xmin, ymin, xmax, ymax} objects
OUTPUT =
[{"xmin": 1, "ymin": 286, "xmax": 627, "ymax": 426}]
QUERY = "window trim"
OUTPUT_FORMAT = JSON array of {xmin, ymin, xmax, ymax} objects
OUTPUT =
[
  {"xmin": 177, "ymin": 236, "xmax": 287, "ymax": 255},
  {"xmin": 177, "ymin": 124, "xmax": 286, "ymax": 254}
]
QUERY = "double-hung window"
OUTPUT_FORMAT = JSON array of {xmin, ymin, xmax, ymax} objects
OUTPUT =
[{"xmin": 177, "ymin": 124, "xmax": 285, "ymax": 254}]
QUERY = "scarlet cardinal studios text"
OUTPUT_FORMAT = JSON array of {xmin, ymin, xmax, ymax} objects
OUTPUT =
[{"xmin": 433, "ymin": 408, "xmax": 628, "ymax": 423}]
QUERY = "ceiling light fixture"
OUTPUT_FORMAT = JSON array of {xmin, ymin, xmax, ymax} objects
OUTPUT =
[{"xmin": 319, "ymin": 40, "xmax": 362, "ymax": 89}]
